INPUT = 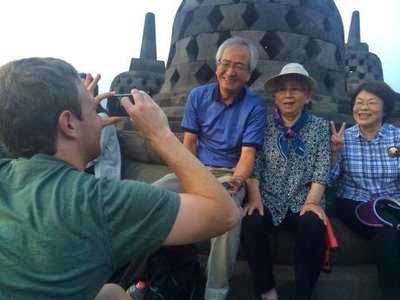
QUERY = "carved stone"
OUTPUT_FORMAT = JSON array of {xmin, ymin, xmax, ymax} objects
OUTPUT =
[
  {"xmin": 109, "ymin": 13, "xmax": 165, "ymax": 97},
  {"xmin": 344, "ymin": 11, "xmax": 385, "ymax": 113}
]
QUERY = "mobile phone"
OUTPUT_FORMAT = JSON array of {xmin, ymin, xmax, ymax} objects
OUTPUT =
[{"xmin": 107, "ymin": 94, "xmax": 134, "ymax": 117}]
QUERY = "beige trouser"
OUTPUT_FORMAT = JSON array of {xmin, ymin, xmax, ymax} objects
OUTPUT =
[{"xmin": 153, "ymin": 169, "xmax": 245, "ymax": 300}]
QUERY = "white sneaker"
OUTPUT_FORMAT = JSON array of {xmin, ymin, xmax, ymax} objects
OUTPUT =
[{"xmin": 261, "ymin": 288, "xmax": 278, "ymax": 300}]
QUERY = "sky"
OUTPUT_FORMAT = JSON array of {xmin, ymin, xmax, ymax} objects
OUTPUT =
[{"xmin": 0, "ymin": 0, "xmax": 398, "ymax": 93}]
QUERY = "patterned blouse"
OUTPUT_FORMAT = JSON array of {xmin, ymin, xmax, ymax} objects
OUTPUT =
[{"xmin": 255, "ymin": 111, "xmax": 331, "ymax": 225}]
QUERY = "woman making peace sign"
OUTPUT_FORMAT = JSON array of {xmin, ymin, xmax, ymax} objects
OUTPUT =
[{"xmin": 330, "ymin": 81, "xmax": 400, "ymax": 300}]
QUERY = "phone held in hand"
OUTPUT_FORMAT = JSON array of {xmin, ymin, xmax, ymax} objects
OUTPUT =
[{"xmin": 107, "ymin": 94, "xmax": 134, "ymax": 117}]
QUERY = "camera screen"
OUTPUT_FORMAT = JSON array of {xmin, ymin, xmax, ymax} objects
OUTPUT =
[{"xmin": 107, "ymin": 94, "xmax": 134, "ymax": 117}]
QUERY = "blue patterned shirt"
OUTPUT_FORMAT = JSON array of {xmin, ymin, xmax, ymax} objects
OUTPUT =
[
  {"xmin": 330, "ymin": 123, "xmax": 400, "ymax": 202},
  {"xmin": 255, "ymin": 112, "xmax": 331, "ymax": 225}
]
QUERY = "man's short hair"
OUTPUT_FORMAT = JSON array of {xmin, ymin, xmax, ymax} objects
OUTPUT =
[
  {"xmin": 0, "ymin": 57, "xmax": 82, "ymax": 158},
  {"xmin": 215, "ymin": 36, "xmax": 259, "ymax": 72}
]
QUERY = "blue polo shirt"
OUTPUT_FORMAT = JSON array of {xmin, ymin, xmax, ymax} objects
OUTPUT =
[{"xmin": 181, "ymin": 83, "xmax": 266, "ymax": 168}]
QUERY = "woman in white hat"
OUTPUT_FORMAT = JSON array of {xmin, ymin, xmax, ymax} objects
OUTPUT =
[
  {"xmin": 330, "ymin": 80, "xmax": 400, "ymax": 300},
  {"xmin": 241, "ymin": 63, "xmax": 330, "ymax": 300}
]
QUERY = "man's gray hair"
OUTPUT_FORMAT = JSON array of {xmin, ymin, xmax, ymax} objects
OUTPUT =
[{"xmin": 215, "ymin": 36, "xmax": 259, "ymax": 72}]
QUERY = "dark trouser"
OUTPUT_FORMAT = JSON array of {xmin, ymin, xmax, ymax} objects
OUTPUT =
[
  {"xmin": 336, "ymin": 197, "xmax": 400, "ymax": 300},
  {"xmin": 241, "ymin": 209, "xmax": 326, "ymax": 300}
]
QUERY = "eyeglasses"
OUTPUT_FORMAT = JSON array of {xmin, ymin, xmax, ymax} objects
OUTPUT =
[
  {"xmin": 353, "ymin": 100, "xmax": 382, "ymax": 108},
  {"xmin": 274, "ymin": 86, "xmax": 306, "ymax": 94},
  {"xmin": 217, "ymin": 60, "xmax": 249, "ymax": 73}
]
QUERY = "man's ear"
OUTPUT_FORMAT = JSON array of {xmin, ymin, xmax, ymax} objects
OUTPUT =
[{"xmin": 57, "ymin": 110, "xmax": 79, "ymax": 139}]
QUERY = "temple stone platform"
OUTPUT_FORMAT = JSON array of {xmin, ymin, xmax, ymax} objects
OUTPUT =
[{"xmin": 196, "ymin": 218, "xmax": 383, "ymax": 300}]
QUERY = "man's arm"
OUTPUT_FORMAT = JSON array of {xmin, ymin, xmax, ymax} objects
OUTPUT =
[
  {"xmin": 227, "ymin": 146, "xmax": 256, "ymax": 192},
  {"xmin": 233, "ymin": 146, "xmax": 256, "ymax": 179},
  {"xmin": 183, "ymin": 131, "xmax": 198, "ymax": 156},
  {"xmin": 121, "ymin": 91, "xmax": 240, "ymax": 245},
  {"xmin": 229, "ymin": 99, "xmax": 266, "ymax": 190}
]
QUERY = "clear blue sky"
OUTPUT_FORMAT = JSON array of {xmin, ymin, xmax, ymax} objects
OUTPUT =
[{"xmin": 0, "ymin": 0, "xmax": 398, "ymax": 93}]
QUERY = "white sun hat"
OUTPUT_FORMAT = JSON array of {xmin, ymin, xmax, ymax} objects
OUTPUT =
[{"xmin": 264, "ymin": 62, "xmax": 317, "ymax": 93}]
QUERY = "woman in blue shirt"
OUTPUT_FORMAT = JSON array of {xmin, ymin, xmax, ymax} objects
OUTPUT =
[{"xmin": 330, "ymin": 81, "xmax": 400, "ymax": 300}]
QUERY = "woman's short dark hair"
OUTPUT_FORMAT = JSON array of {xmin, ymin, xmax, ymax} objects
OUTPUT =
[
  {"xmin": 0, "ymin": 57, "xmax": 82, "ymax": 158},
  {"xmin": 351, "ymin": 80, "xmax": 396, "ymax": 116}
]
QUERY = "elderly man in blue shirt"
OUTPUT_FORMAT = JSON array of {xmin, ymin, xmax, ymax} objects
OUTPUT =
[{"xmin": 154, "ymin": 36, "xmax": 266, "ymax": 300}]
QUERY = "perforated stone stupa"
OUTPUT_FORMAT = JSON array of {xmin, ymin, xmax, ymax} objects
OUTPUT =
[
  {"xmin": 154, "ymin": 0, "xmax": 348, "ymax": 123},
  {"xmin": 111, "ymin": 0, "xmax": 395, "ymax": 132},
  {"xmin": 344, "ymin": 11, "xmax": 383, "ymax": 97},
  {"xmin": 110, "ymin": 13, "xmax": 165, "ymax": 97}
]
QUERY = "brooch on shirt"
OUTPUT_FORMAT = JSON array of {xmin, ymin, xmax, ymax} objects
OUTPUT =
[{"xmin": 388, "ymin": 146, "xmax": 399, "ymax": 157}]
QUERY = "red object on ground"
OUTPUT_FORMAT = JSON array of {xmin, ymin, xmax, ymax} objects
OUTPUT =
[{"xmin": 323, "ymin": 217, "xmax": 339, "ymax": 272}]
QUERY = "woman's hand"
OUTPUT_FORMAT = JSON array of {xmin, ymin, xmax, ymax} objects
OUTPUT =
[
  {"xmin": 330, "ymin": 121, "xmax": 346, "ymax": 154},
  {"xmin": 243, "ymin": 178, "xmax": 264, "ymax": 216},
  {"xmin": 243, "ymin": 196, "xmax": 264, "ymax": 216},
  {"xmin": 301, "ymin": 182, "xmax": 327, "ymax": 224},
  {"xmin": 300, "ymin": 202, "xmax": 327, "ymax": 225}
]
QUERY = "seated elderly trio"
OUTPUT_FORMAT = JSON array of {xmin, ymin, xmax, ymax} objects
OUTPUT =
[
  {"xmin": 0, "ymin": 36, "xmax": 398, "ymax": 300},
  {"xmin": 155, "ymin": 37, "xmax": 400, "ymax": 300}
]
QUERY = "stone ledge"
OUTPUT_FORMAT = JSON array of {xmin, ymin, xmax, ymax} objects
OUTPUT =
[
  {"xmin": 198, "ymin": 257, "xmax": 383, "ymax": 300},
  {"xmin": 121, "ymin": 159, "xmax": 383, "ymax": 299}
]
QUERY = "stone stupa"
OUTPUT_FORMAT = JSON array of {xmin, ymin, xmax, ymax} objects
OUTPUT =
[
  {"xmin": 115, "ymin": 1, "xmax": 395, "ymax": 171},
  {"xmin": 155, "ymin": 0, "xmax": 348, "ymax": 125},
  {"xmin": 109, "ymin": 12, "xmax": 165, "ymax": 97},
  {"xmin": 343, "ymin": 11, "xmax": 384, "ymax": 105}
]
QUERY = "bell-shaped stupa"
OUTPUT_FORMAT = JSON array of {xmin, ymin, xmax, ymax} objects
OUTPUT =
[
  {"xmin": 344, "ymin": 11, "xmax": 383, "ymax": 99},
  {"xmin": 110, "ymin": 13, "xmax": 165, "ymax": 97},
  {"xmin": 155, "ymin": 0, "xmax": 347, "ymax": 122}
]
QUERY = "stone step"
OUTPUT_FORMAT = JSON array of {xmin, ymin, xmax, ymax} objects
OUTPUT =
[{"xmin": 200, "ymin": 257, "xmax": 383, "ymax": 300}]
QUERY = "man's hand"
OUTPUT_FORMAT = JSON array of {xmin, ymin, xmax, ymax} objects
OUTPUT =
[
  {"xmin": 95, "ymin": 93, "xmax": 122, "ymax": 128},
  {"xmin": 300, "ymin": 202, "xmax": 327, "ymax": 225},
  {"xmin": 82, "ymin": 72, "xmax": 122, "ymax": 127},
  {"xmin": 120, "ymin": 89, "xmax": 172, "ymax": 143},
  {"xmin": 82, "ymin": 73, "xmax": 100, "ymax": 96},
  {"xmin": 330, "ymin": 121, "xmax": 346, "ymax": 154},
  {"xmin": 224, "ymin": 176, "xmax": 245, "ymax": 194}
]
